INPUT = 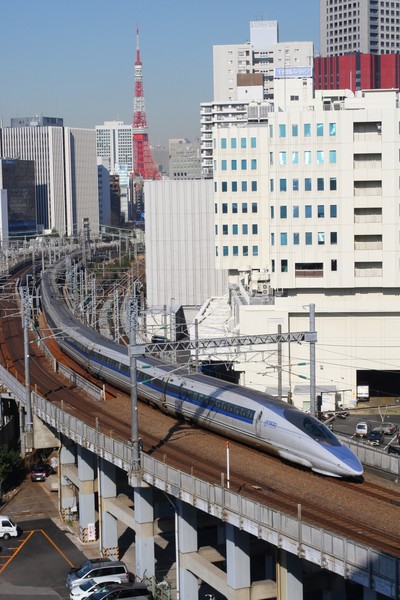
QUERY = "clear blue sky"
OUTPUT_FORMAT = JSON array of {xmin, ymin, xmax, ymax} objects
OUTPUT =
[{"xmin": 0, "ymin": 0, "xmax": 319, "ymax": 146}]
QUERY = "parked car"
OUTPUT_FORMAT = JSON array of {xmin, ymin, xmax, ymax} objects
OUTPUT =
[
  {"xmin": 321, "ymin": 412, "xmax": 335, "ymax": 421},
  {"xmin": 0, "ymin": 516, "xmax": 19, "ymax": 540},
  {"xmin": 355, "ymin": 422, "xmax": 371, "ymax": 437},
  {"xmin": 86, "ymin": 582, "xmax": 153, "ymax": 600},
  {"xmin": 31, "ymin": 464, "xmax": 50, "ymax": 482},
  {"xmin": 66, "ymin": 559, "xmax": 130, "ymax": 589},
  {"xmin": 381, "ymin": 422, "xmax": 398, "ymax": 435},
  {"xmin": 388, "ymin": 444, "xmax": 400, "ymax": 455},
  {"xmin": 70, "ymin": 578, "xmax": 124, "ymax": 600},
  {"xmin": 336, "ymin": 410, "xmax": 349, "ymax": 419},
  {"xmin": 368, "ymin": 427, "xmax": 385, "ymax": 447}
]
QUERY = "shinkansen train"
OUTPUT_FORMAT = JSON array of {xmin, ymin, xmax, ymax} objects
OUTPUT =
[{"xmin": 40, "ymin": 265, "xmax": 363, "ymax": 479}]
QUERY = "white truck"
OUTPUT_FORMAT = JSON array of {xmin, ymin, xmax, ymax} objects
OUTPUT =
[{"xmin": 0, "ymin": 516, "xmax": 19, "ymax": 539}]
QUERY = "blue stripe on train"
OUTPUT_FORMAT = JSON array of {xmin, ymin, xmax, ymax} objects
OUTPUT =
[{"xmin": 64, "ymin": 339, "xmax": 254, "ymax": 425}]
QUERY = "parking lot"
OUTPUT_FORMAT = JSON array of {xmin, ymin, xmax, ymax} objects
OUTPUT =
[
  {"xmin": 0, "ymin": 478, "xmax": 94, "ymax": 600},
  {"xmin": 330, "ymin": 411, "xmax": 400, "ymax": 449}
]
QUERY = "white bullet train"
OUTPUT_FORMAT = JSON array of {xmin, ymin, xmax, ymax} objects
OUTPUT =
[{"xmin": 40, "ymin": 265, "xmax": 363, "ymax": 479}]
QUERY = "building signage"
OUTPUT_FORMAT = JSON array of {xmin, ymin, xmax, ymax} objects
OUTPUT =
[
  {"xmin": 274, "ymin": 66, "xmax": 313, "ymax": 78},
  {"xmin": 87, "ymin": 522, "xmax": 96, "ymax": 541}
]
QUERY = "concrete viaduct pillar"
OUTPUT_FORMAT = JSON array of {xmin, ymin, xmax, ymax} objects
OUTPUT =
[
  {"xmin": 98, "ymin": 457, "xmax": 119, "ymax": 560},
  {"xmin": 77, "ymin": 446, "xmax": 96, "ymax": 543},
  {"xmin": 322, "ymin": 573, "xmax": 346, "ymax": 599},
  {"xmin": 277, "ymin": 549, "xmax": 303, "ymax": 600},
  {"xmin": 177, "ymin": 500, "xmax": 198, "ymax": 600},
  {"xmin": 226, "ymin": 523, "xmax": 251, "ymax": 600},
  {"xmin": 134, "ymin": 485, "xmax": 155, "ymax": 578},
  {"xmin": 59, "ymin": 442, "xmax": 76, "ymax": 520}
]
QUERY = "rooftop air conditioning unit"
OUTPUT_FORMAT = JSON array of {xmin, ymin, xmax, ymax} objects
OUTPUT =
[{"xmin": 258, "ymin": 282, "xmax": 270, "ymax": 295}]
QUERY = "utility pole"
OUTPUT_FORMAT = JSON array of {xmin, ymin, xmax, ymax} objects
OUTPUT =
[
  {"xmin": 309, "ymin": 303, "xmax": 316, "ymax": 417},
  {"xmin": 20, "ymin": 286, "xmax": 33, "ymax": 450},
  {"xmin": 128, "ymin": 289, "xmax": 141, "ymax": 470},
  {"xmin": 278, "ymin": 324, "xmax": 282, "ymax": 401}
]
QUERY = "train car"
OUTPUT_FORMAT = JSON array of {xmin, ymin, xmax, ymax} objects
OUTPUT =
[{"xmin": 40, "ymin": 266, "xmax": 363, "ymax": 479}]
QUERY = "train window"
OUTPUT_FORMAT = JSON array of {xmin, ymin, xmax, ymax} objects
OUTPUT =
[
  {"xmin": 174, "ymin": 387, "xmax": 255, "ymax": 422},
  {"xmin": 284, "ymin": 408, "xmax": 341, "ymax": 446}
]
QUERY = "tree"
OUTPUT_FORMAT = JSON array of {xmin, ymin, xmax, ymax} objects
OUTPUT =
[{"xmin": 0, "ymin": 446, "xmax": 24, "ymax": 493}]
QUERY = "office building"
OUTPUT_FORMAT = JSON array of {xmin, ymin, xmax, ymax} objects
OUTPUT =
[
  {"xmin": 211, "ymin": 77, "xmax": 400, "ymax": 405},
  {"xmin": 314, "ymin": 52, "xmax": 400, "ymax": 91},
  {"xmin": 213, "ymin": 21, "xmax": 279, "ymax": 102},
  {"xmin": 144, "ymin": 179, "xmax": 228, "ymax": 307},
  {"xmin": 96, "ymin": 121, "xmax": 133, "ymax": 172},
  {"xmin": 97, "ymin": 158, "xmax": 112, "ymax": 229},
  {"xmin": 10, "ymin": 116, "xmax": 63, "ymax": 128},
  {"xmin": 320, "ymin": 0, "xmax": 400, "ymax": 56},
  {"xmin": 168, "ymin": 139, "xmax": 201, "ymax": 180},
  {"xmin": 109, "ymin": 174, "xmax": 122, "ymax": 227},
  {"xmin": 0, "ymin": 158, "xmax": 36, "ymax": 239},
  {"xmin": 202, "ymin": 21, "xmax": 313, "ymax": 177},
  {"xmin": 0, "ymin": 124, "xmax": 99, "ymax": 236},
  {"xmin": 96, "ymin": 121, "xmax": 133, "ymax": 222}
]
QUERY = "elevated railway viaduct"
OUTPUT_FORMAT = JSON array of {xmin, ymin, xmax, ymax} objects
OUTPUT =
[{"xmin": 0, "ymin": 263, "xmax": 399, "ymax": 599}]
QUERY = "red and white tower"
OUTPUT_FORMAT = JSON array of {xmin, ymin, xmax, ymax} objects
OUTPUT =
[{"xmin": 132, "ymin": 27, "xmax": 160, "ymax": 180}]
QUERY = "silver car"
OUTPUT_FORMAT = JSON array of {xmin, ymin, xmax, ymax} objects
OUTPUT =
[
  {"xmin": 355, "ymin": 421, "xmax": 371, "ymax": 437},
  {"xmin": 66, "ymin": 559, "xmax": 129, "ymax": 589},
  {"xmin": 70, "ymin": 578, "xmax": 124, "ymax": 600},
  {"xmin": 381, "ymin": 422, "xmax": 398, "ymax": 435}
]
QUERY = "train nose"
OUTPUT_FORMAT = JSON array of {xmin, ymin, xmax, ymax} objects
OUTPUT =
[{"xmin": 331, "ymin": 446, "xmax": 363, "ymax": 477}]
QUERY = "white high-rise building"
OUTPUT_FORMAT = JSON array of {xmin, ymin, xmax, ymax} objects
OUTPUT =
[
  {"xmin": 202, "ymin": 21, "xmax": 314, "ymax": 178},
  {"xmin": 96, "ymin": 121, "xmax": 133, "ymax": 222},
  {"xmin": 211, "ymin": 81, "xmax": 400, "ymax": 405},
  {"xmin": 96, "ymin": 121, "xmax": 133, "ymax": 173},
  {"xmin": 320, "ymin": 0, "xmax": 400, "ymax": 56},
  {"xmin": 213, "ymin": 21, "xmax": 279, "ymax": 102},
  {"xmin": 0, "ymin": 125, "xmax": 99, "ymax": 236}
]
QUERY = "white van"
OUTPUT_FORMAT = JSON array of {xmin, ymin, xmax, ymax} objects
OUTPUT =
[
  {"xmin": 355, "ymin": 422, "xmax": 371, "ymax": 437},
  {"xmin": 0, "ymin": 516, "xmax": 19, "ymax": 539}
]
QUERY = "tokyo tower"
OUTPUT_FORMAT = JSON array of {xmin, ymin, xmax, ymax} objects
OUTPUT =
[{"xmin": 132, "ymin": 27, "xmax": 160, "ymax": 180}]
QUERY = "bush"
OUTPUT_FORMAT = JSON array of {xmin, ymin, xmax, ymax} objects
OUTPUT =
[{"xmin": 0, "ymin": 446, "xmax": 24, "ymax": 491}]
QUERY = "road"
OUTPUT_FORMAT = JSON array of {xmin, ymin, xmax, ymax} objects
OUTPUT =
[
  {"xmin": 330, "ymin": 411, "xmax": 400, "ymax": 455},
  {"xmin": 0, "ymin": 477, "xmax": 96, "ymax": 599}
]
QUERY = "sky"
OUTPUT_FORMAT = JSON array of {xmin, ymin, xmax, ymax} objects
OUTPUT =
[{"xmin": 0, "ymin": 0, "xmax": 320, "ymax": 146}]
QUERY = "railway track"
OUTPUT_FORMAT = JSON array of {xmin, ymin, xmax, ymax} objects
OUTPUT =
[{"xmin": 1, "ymin": 270, "xmax": 400, "ymax": 558}]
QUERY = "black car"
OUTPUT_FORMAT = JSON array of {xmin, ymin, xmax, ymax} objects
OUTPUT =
[
  {"xmin": 31, "ymin": 463, "xmax": 53, "ymax": 482},
  {"xmin": 368, "ymin": 428, "xmax": 385, "ymax": 447},
  {"xmin": 336, "ymin": 411, "xmax": 349, "ymax": 419},
  {"xmin": 87, "ymin": 582, "xmax": 153, "ymax": 600}
]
